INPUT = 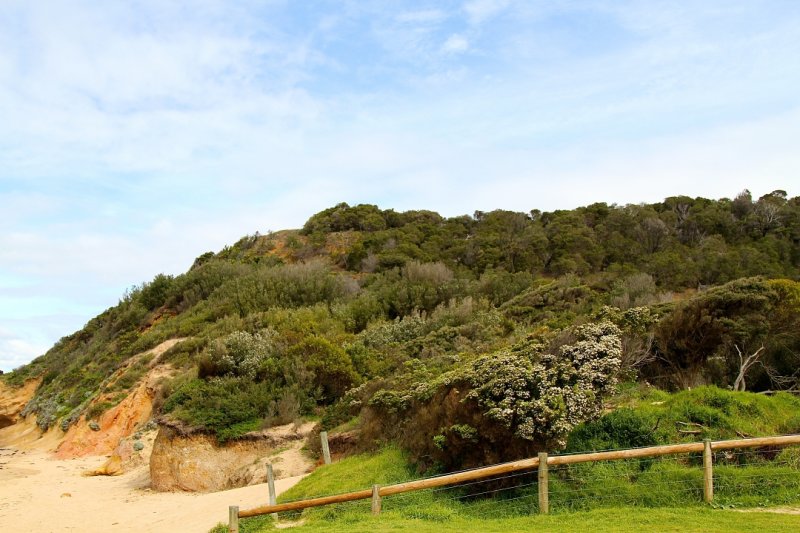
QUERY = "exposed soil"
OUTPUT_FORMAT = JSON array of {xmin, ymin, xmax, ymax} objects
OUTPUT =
[
  {"xmin": 150, "ymin": 421, "xmax": 316, "ymax": 492},
  {"xmin": 56, "ymin": 339, "xmax": 185, "ymax": 459}
]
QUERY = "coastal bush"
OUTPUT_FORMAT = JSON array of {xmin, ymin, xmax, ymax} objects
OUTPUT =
[
  {"xmin": 197, "ymin": 329, "xmax": 278, "ymax": 379},
  {"xmin": 163, "ymin": 377, "xmax": 278, "ymax": 442},
  {"xmin": 366, "ymin": 321, "xmax": 622, "ymax": 471}
]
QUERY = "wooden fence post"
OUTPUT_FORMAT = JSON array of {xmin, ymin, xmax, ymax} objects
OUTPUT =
[
  {"xmin": 228, "ymin": 505, "xmax": 239, "ymax": 533},
  {"xmin": 538, "ymin": 452, "xmax": 549, "ymax": 514},
  {"xmin": 703, "ymin": 439, "xmax": 713, "ymax": 503},
  {"xmin": 267, "ymin": 463, "xmax": 277, "ymax": 519},
  {"xmin": 371, "ymin": 484, "xmax": 382, "ymax": 515},
  {"xmin": 320, "ymin": 431, "xmax": 332, "ymax": 465}
]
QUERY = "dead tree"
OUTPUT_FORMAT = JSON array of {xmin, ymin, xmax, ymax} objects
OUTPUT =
[{"xmin": 733, "ymin": 344, "xmax": 765, "ymax": 392}]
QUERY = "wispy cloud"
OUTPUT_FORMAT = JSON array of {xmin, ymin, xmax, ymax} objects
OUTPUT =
[
  {"xmin": 442, "ymin": 34, "xmax": 469, "ymax": 54},
  {"xmin": 464, "ymin": 0, "xmax": 511, "ymax": 25},
  {"xmin": 397, "ymin": 9, "xmax": 448, "ymax": 25},
  {"xmin": 0, "ymin": 334, "xmax": 46, "ymax": 372},
  {"xmin": 1, "ymin": 0, "xmax": 799, "ymax": 370}
]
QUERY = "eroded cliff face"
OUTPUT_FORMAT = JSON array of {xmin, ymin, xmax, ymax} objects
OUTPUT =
[
  {"xmin": 0, "ymin": 379, "xmax": 55, "ymax": 451},
  {"xmin": 1, "ymin": 340, "xmax": 186, "ymax": 461},
  {"xmin": 0, "ymin": 378, "xmax": 40, "ymax": 427},
  {"xmin": 55, "ymin": 340, "xmax": 183, "ymax": 460},
  {"xmin": 150, "ymin": 421, "xmax": 314, "ymax": 492},
  {"xmin": 3, "ymin": 339, "xmax": 317, "ymax": 493}
]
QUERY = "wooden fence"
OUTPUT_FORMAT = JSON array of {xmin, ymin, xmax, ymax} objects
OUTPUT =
[{"xmin": 227, "ymin": 434, "xmax": 800, "ymax": 531}]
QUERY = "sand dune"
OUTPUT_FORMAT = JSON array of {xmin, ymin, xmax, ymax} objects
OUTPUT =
[{"xmin": 0, "ymin": 447, "xmax": 304, "ymax": 532}]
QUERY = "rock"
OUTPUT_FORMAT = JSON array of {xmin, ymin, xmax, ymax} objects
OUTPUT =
[
  {"xmin": 84, "ymin": 430, "xmax": 154, "ymax": 477},
  {"xmin": 0, "ymin": 378, "xmax": 41, "ymax": 430},
  {"xmin": 85, "ymin": 453, "xmax": 123, "ymax": 477},
  {"xmin": 88, "ymin": 422, "xmax": 100, "ymax": 431},
  {"xmin": 150, "ymin": 421, "xmax": 315, "ymax": 492}
]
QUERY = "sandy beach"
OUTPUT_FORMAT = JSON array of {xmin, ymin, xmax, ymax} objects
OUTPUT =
[{"xmin": 0, "ymin": 446, "xmax": 304, "ymax": 532}]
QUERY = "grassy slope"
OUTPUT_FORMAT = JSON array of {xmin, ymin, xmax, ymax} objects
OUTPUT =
[
  {"xmin": 224, "ymin": 388, "xmax": 800, "ymax": 532},
  {"xmin": 611, "ymin": 385, "xmax": 800, "ymax": 441},
  {"xmin": 227, "ymin": 447, "xmax": 800, "ymax": 532}
]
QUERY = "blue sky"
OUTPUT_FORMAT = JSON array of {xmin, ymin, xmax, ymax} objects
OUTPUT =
[{"xmin": 1, "ymin": 0, "xmax": 799, "ymax": 371}]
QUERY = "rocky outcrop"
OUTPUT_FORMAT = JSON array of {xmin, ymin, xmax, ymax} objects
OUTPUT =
[
  {"xmin": 0, "ymin": 378, "xmax": 67, "ymax": 451},
  {"xmin": 0, "ymin": 378, "xmax": 40, "ymax": 427},
  {"xmin": 85, "ymin": 424, "xmax": 158, "ymax": 477},
  {"xmin": 150, "ymin": 421, "xmax": 315, "ymax": 492}
]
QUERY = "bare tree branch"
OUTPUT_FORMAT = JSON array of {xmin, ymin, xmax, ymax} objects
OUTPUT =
[{"xmin": 733, "ymin": 344, "xmax": 765, "ymax": 392}]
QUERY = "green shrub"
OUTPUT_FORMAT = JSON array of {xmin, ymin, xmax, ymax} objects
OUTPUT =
[
  {"xmin": 163, "ymin": 377, "xmax": 279, "ymax": 442},
  {"xmin": 288, "ymin": 336, "xmax": 360, "ymax": 404},
  {"xmin": 198, "ymin": 329, "xmax": 278, "ymax": 379},
  {"xmin": 366, "ymin": 321, "xmax": 622, "ymax": 472},
  {"xmin": 86, "ymin": 401, "xmax": 116, "ymax": 420},
  {"xmin": 110, "ymin": 363, "xmax": 147, "ymax": 391},
  {"xmin": 567, "ymin": 408, "xmax": 660, "ymax": 452}
]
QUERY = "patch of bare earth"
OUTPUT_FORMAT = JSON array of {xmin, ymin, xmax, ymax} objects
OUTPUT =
[
  {"xmin": 150, "ymin": 421, "xmax": 316, "ymax": 492},
  {"xmin": 56, "ymin": 338, "xmax": 186, "ymax": 460},
  {"xmin": 737, "ymin": 507, "xmax": 800, "ymax": 515}
]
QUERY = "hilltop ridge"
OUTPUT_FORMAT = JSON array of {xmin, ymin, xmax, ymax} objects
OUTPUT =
[{"xmin": 1, "ymin": 190, "xmax": 799, "ymax": 483}]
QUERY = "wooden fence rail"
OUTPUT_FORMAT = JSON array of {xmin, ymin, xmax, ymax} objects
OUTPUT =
[{"xmin": 232, "ymin": 433, "xmax": 800, "ymax": 525}]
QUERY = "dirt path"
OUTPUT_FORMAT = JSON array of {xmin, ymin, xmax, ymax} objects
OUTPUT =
[
  {"xmin": 737, "ymin": 507, "xmax": 800, "ymax": 515},
  {"xmin": 0, "ymin": 447, "xmax": 305, "ymax": 532}
]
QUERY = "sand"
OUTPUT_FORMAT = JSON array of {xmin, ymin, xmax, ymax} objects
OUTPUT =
[
  {"xmin": 0, "ymin": 340, "xmax": 313, "ymax": 531},
  {"xmin": 0, "ymin": 447, "xmax": 306, "ymax": 532}
]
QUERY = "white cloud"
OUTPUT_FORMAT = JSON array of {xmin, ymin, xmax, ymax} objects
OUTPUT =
[
  {"xmin": 442, "ymin": 34, "xmax": 469, "ymax": 54},
  {"xmin": 0, "ymin": 327, "xmax": 48, "ymax": 372},
  {"xmin": 397, "ymin": 10, "xmax": 448, "ymax": 24},
  {"xmin": 422, "ymin": 107, "xmax": 800, "ymax": 214},
  {"xmin": 464, "ymin": 0, "xmax": 511, "ymax": 25}
]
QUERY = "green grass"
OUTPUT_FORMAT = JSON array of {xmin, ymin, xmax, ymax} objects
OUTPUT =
[
  {"xmin": 351, "ymin": 506, "xmax": 792, "ymax": 532},
  {"xmin": 219, "ymin": 506, "xmax": 800, "ymax": 532},
  {"xmin": 279, "ymin": 446, "xmax": 415, "ymax": 500},
  {"xmin": 207, "ymin": 387, "xmax": 800, "ymax": 532},
  {"xmin": 219, "ymin": 443, "xmax": 800, "ymax": 533},
  {"xmin": 589, "ymin": 385, "xmax": 800, "ymax": 447}
]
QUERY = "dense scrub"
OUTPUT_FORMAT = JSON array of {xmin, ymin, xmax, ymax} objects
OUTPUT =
[
  {"xmin": 4, "ymin": 191, "xmax": 799, "ymax": 455},
  {"xmin": 364, "ymin": 321, "xmax": 622, "ymax": 471}
]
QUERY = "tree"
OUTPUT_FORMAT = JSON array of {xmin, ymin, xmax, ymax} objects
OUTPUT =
[
  {"xmin": 732, "ymin": 344, "xmax": 765, "ymax": 392},
  {"xmin": 652, "ymin": 277, "xmax": 800, "ymax": 391}
]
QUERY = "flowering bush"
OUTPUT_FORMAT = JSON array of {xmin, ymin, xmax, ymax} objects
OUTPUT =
[
  {"xmin": 365, "ymin": 321, "xmax": 622, "ymax": 471},
  {"xmin": 457, "ymin": 320, "xmax": 622, "ymax": 447},
  {"xmin": 203, "ymin": 329, "xmax": 276, "ymax": 379}
]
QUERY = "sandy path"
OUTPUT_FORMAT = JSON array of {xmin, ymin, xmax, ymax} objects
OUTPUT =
[{"xmin": 0, "ymin": 448, "xmax": 305, "ymax": 532}]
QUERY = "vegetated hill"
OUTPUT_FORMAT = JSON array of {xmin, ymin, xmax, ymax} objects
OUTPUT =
[{"xmin": 3, "ymin": 190, "xmax": 800, "ymax": 470}]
